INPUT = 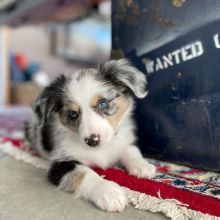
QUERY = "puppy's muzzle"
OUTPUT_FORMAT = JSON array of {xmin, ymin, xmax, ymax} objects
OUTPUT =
[{"xmin": 84, "ymin": 134, "xmax": 100, "ymax": 147}]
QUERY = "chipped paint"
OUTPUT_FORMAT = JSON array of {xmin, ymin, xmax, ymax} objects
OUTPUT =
[
  {"xmin": 116, "ymin": 0, "xmax": 174, "ymax": 27},
  {"xmin": 176, "ymin": 145, "xmax": 183, "ymax": 150},
  {"xmin": 171, "ymin": 0, "xmax": 186, "ymax": 8},
  {"xmin": 151, "ymin": 0, "xmax": 174, "ymax": 27},
  {"xmin": 177, "ymin": 72, "xmax": 183, "ymax": 77},
  {"xmin": 111, "ymin": 49, "xmax": 125, "ymax": 59}
]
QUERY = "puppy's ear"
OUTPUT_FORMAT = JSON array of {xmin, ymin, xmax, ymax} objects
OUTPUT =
[
  {"xmin": 98, "ymin": 59, "xmax": 148, "ymax": 98},
  {"xmin": 32, "ymin": 75, "xmax": 69, "ymax": 124}
]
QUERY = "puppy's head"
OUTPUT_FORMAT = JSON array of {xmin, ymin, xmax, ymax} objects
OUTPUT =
[{"xmin": 33, "ymin": 59, "xmax": 147, "ymax": 148}]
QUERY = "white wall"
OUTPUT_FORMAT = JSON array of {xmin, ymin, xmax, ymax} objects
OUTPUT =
[{"xmin": 0, "ymin": 28, "xmax": 8, "ymax": 107}]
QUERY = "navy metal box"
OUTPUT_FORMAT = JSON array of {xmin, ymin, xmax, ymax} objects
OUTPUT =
[{"xmin": 112, "ymin": 0, "xmax": 220, "ymax": 171}]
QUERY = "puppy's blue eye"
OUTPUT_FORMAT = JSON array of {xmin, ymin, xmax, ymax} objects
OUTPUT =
[
  {"xmin": 68, "ymin": 110, "xmax": 79, "ymax": 120},
  {"xmin": 97, "ymin": 99, "xmax": 108, "ymax": 111}
]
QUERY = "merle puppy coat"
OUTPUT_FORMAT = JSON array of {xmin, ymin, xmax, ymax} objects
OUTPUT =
[{"xmin": 25, "ymin": 59, "xmax": 156, "ymax": 212}]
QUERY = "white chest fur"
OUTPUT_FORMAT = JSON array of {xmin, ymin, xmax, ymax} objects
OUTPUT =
[{"xmin": 52, "ymin": 123, "xmax": 135, "ymax": 168}]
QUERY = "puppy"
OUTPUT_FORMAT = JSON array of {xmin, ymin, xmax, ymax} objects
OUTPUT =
[{"xmin": 25, "ymin": 59, "xmax": 156, "ymax": 212}]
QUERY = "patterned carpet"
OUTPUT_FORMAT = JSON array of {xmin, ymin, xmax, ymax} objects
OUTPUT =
[{"xmin": 0, "ymin": 107, "xmax": 220, "ymax": 219}]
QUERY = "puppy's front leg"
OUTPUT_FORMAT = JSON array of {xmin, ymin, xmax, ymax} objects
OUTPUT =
[
  {"xmin": 119, "ymin": 146, "xmax": 156, "ymax": 179},
  {"xmin": 48, "ymin": 160, "xmax": 126, "ymax": 212}
]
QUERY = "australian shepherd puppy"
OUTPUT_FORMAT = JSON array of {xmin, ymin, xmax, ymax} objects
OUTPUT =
[{"xmin": 25, "ymin": 59, "xmax": 156, "ymax": 212}]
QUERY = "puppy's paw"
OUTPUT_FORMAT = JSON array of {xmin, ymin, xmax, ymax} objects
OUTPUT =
[
  {"xmin": 127, "ymin": 159, "xmax": 156, "ymax": 179},
  {"xmin": 92, "ymin": 180, "xmax": 127, "ymax": 212}
]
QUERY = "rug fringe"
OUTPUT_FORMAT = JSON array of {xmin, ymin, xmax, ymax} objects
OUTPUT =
[
  {"xmin": 125, "ymin": 188, "xmax": 220, "ymax": 220},
  {"xmin": 0, "ymin": 140, "xmax": 219, "ymax": 220},
  {"xmin": 0, "ymin": 141, "xmax": 49, "ymax": 170}
]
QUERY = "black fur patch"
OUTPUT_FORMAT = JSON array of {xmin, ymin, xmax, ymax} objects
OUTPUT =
[
  {"xmin": 48, "ymin": 160, "xmax": 80, "ymax": 186},
  {"xmin": 35, "ymin": 106, "xmax": 43, "ymax": 120},
  {"xmin": 24, "ymin": 121, "xmax": 30, "ymax": 142},
  {"xmin": 34, "ymin": 75, "xmax": 69, "ymax": 124},
  {"xmin": 97, "ymin": 60, "xmax": 134, "ymax": 96},
  {"xmin": 41, "ymin": 122, "xmax": 54, "ymax": 152}
]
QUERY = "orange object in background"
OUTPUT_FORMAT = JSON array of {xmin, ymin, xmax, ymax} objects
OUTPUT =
[{"xmin": 15, "ymin": 53, "xmax": 28, "ymax": 71}]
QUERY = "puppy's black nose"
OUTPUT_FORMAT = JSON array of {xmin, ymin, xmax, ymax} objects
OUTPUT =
[{"xmin": 85, "ymin": 134, "xmax": 100, "ymax": 147}]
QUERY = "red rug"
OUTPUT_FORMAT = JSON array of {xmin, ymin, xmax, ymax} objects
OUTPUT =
[{"xmin": 0, "ymin": 107, "xmax": 220, "ymax": 220}]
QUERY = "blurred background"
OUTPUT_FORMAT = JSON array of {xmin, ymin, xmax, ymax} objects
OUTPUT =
[
  {"xmin": 1, "ymin": 0, "xmax": 219, "ymax": 170},
  {"xmin": 0, "ymin": 0, "xmax": 111, "ymax": 107}
]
